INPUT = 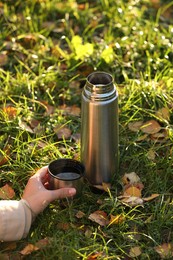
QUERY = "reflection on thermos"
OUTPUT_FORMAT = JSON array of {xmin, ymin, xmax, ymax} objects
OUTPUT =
[{"xmin": 81, "ymin": 71, "xmax": 119, "ymax": 186}]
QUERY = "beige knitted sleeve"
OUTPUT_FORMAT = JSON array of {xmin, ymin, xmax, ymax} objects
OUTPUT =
[{"xmin": 0, "ymin": 199, "xmax": 32, "ymax": 242}]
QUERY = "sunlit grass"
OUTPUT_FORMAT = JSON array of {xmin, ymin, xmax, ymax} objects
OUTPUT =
[{"xmin": 0, "ymin": 0, "xmax": 173, "ymax": 259}]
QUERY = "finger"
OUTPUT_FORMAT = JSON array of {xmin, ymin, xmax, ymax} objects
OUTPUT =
[
  {"xmin": 49, "ymin": 188, "xmax": 76, "ymax": 201},
  {"xmin": 34, "ymin": 166, "xmax": 48, "ymax": 180}
]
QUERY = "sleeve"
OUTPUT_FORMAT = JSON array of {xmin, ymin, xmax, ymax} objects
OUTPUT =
[{"xmin": 0, "ymin": 199, "xmax": 32, "ymax": 242}]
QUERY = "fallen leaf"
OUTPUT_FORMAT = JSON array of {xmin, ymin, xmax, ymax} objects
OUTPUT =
[
  {"xmin": 87, "ymin": 252, "xmax": 104, "ymax": 260},
  {"xmin": 0, "ymin": 52, "xmax": 8, "ymax": 66},
  {"xmin": 155, "ymin": 243, "xmax": 173, "ymax": 259},
  {"xmin": 57, "ymin": 222, "xmax": 70, "ymax": 230},
  {"xmin": 20, "ymin": 244, "xmax": 39, "ymax": 255},
  {"xmin": 108, "ymin": 214, "xmax": 125, "ymax": 226},
  {"xmin": 128, "ymin": 121, "xmax": 143, "ymax": 132},
  {"xmin": 75, "ymin": 210, "xmax": 85, "ymax": 219},
  {"xmin": 54, "ymin": 125, "xmax": 72, "ymax": 139},
  {"xmin": 18, "ymin": 120, "xmax": 34, "ymax": 133},
  {"xmin": 143, "ymin": 193, "xmax": 159, "ymax": 202},
  {"xmin": 0, "ymin": 184, "xmax": 15, "ymax": 199},
  {"xmin": 147, "ymin": 149, "xmax": 156, "ymax": 160},
  {"xmin": 35, "ymin": 237, "xmax": 51, "ymax": 249},
  {"xmin": 59, "ymin": 105, "xmax": 81, "ymax": 116},
  {"xmin": 124, "ymin": 186, "xmax": 142, "ymax": 198},
  {"xmin": 85, "ymin": 228, "xmax": 93, "ymax": 238},
  {"xmin": 129, "ymin": 246, "xmax": 142, "ymax": 258},
  {"xmin": 18, "ymin": 34, "xmax": 37, "ymax": 49},
  {"xmin": 150, "ymin": 129, "xmax": 168, "ymax": 143},
  {"xmin": 136, "ymin": 134, "xmax": 148, "ymax": 142},
  {"xmin": 71, "ymin": 133, "xmax": 81, "ymax": 143},
  {"xmin": 140, "ymin": 120, "xmax": 161, "ymax": 134},
  {"xmin": 155, "ymin": 107, "xmax": 170, "ymax": 122},
  {"xmin": 2, "ymin": 106, "xmax": 17, "ymax": 119},
  {"xmin": 1, "ymin": 241, "xmax": 17, "ymax": 251},
  {"xmin": 88, "ymin": 210, "xmax": 109, "ymax": 226},
  {"xmin": 102, "ymin": 182, "xmax": 111, "ymax": 192},
  {"xmin": 0, "ymin": 144, "xmax": 10, "ymax": 166},
  {"xmin": 120, "ymin": 196, "xmax": 144, "ymax": 207},
  {"xmin": 122, "ymin": 172, "xmax": 141, "ymax": 185}
]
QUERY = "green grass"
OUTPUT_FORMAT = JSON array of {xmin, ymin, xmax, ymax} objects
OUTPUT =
[{"xmin": 0, "ymin": 0, "xmax": 173, "ymax": 259}]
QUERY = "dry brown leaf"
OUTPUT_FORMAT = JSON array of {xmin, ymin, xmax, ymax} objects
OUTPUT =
[
  {"xmin": 75, "ymin": 210, "xmax": 85, "ymax": 219},
  {"xmin": 35, "ymin": 237, "xmax": 51, "ymax": 249},
  {"xmin": 140, "ymin": 120, "xmax": 161, "ymax": 134},
  {"xmin": 87, "ymin": 252, "xmax": 104, "ymax": 260},
  {"xmin": 0, "ymin": 144, "xmax": 10, "ymax": 166},
  {"xmin": 18, "ymin": 120, "xmax": 34, "ymax": 133},
  {"xmin": 2, "ymin": 106, "xmax": 17, "ymax": 119},
  {"xmin": 0, "ymin": 184, "xmax": 15, "ymax": 199},
  {"xmin": 120, "ymin": 196, "xmax": 144, "ymax": 207},
  {"xmin": 85, "ymin": 228, "xmax": 93, "ymax": 238},
  {"xmin": 71, "ymin": 133, "xmax": 81, "ymax": 143},
  {"xmin": 155, "ymin": 243, "xmax": 173, "ymax": 259},
  {"xmin": 20, "ymin": 244, "xmax": 39, "ymax": 255},
  {"xmin": 88, "ymin": 210, "xmax": 109, "ymax": 226},
  {"xmin": 59, "ymin": 105, "xmax": 81, "ymax": 116},
  {"xmin": 150, "ymin": 129, "xmax": 168, "ymax": 143},
  {"xmin": 54, "ymin": 125, "xmax": 72, "ymax": 139},
  {"xmin": 136, "ymin": 134, "xmax": 148, "ymax": 142},
  {"xmin": 128, "ymin": 121, "xmax": 143, "ymax": 132},
  {"xmin": 124, "ymin": 186, "xmax": 142, "ymax": 198},
  {"xmin": 44, "ymin": 104, "xmax": 55, "ymax": 116},
  {"xmin": 18, "ymin": 34, "xmax": 37, "ymax": 49},
  {"xmin": 129, "ymin": 246, "xmax": 142, "ymax": 258},
  {"xmin": 0, "ymin": 52, "xmax": 8, "ymax": 66},
  {"xmin": 155, "ymin": 107, "xmax": 170, "ymax": 122},
  {"xmin": 122, "ymin": 172, "xmax": 141, "ymax": 185},
  {"xmin": 102, "ymin": 182, "xmax": 111, "ymax": 192},
  {"xmin": 57, "ymin": 222, "xmax": 70, "ymax": 230},
  {"xmin": 108, "ymin": 214, "xmax": 125, "ymax": 226},
  {"xmin": 147, "ymin": 149, "xmax": 156, "ymax": 160},
  {"xmin": 143, "ymin": 193, "xmax": 159, "ymax": 202}
]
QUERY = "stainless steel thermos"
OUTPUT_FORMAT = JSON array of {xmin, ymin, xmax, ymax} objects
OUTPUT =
[{"xmin": 81, "ymin": 71, "xmax": 119, "ymax": 186}]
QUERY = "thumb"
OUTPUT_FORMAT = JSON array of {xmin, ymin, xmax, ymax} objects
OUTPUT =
[{"xmin": 49, "ymin": 187, "xmax": 76, "ymax": 201}]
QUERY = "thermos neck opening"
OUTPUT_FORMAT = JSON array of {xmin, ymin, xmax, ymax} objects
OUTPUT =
[
  {"xmin": 84, "ymin": 71, "xmax": 116, "ymax": 101},
  {"xmin": 87, "ymin": 72, "xmax": 113, "ymax": 86}
]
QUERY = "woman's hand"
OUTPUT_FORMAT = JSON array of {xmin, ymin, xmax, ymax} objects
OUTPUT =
[{"xmin": 22, "ymin": 166, "xmax": 76, "ymax": 215}]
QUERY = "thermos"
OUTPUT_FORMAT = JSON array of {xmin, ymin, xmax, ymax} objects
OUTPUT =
[{"xmin": 81, "ymin": 71, "xmax": 119, "ymax": 186}]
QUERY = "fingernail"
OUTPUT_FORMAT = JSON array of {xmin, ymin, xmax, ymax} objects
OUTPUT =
[{"xmin": 69, "ymin": 188, "xmax": 76, "ymax": 196}]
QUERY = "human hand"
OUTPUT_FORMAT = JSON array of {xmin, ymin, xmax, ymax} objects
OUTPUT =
[{"xmin": 22, "ymin": 166, "xmax": 76, "ymax": 216}]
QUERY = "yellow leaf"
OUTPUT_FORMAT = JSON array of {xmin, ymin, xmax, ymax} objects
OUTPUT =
[
  {"xmin": 140, "ymin": 120, "xmax": 161, "ymax": 134},
  {"xmin": 129, "ymin": 246, "xmax": 142, "ymax": 258},
  {"xmin": 101, "ymin": 46, "xmax": 114, "ymax": 64},
  {"xmin": 108, "ymin": 214, "xmax": 125, "ymax": 226}
]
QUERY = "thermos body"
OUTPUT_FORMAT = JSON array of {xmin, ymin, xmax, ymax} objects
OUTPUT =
[{"xmin": 81, "ymin": 71, "xmax": 119, "ymax": 186}]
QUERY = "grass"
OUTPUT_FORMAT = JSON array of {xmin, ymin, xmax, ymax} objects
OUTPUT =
[{"xmin": 0, "ymin": 0, "xmax": 173, "ymax": 259}]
